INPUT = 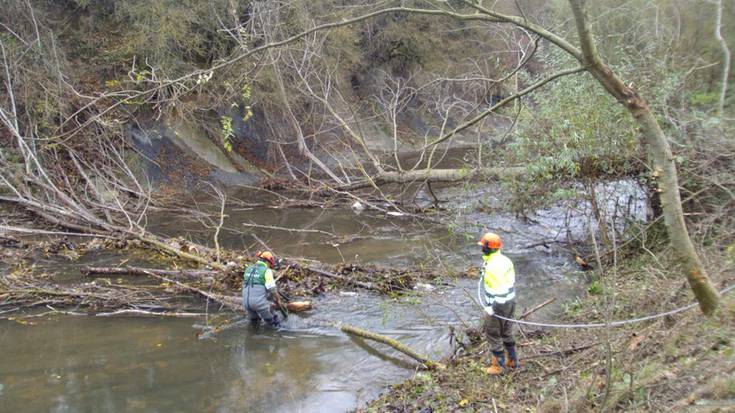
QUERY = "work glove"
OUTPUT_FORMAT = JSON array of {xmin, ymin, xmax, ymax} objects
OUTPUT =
[{"xmin": 483, "ymin": 305, "xmax": 494, "ymax": 316}]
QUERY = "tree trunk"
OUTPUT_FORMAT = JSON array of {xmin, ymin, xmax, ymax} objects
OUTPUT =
[
  {"xmin": 340, "ymin": 323, "xmax": 445, "ymax": 370},
  {"xmin": 341, "ymin": 167, "xmax": 525, "ymax": 190},
  {"xmin": 80, "ymin": 266, "xmax": 220, "ymax": 278},
  {"xmin": 569, "ymin": 0, "xmax": 720, "ymax": 314}
]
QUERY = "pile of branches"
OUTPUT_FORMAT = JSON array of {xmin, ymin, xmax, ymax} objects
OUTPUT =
[
  {"xmin": 0, "ymin": 266, "xmax": 230, "ymax": 318},
  {"xmin": 0, "ymin": 249, "xmax": 451, "ymax": 319}
]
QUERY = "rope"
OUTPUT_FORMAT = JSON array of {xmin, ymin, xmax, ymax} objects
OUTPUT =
[{"xmin": 476, "ymin": 276, "xmax": 735, "ymax": 329}]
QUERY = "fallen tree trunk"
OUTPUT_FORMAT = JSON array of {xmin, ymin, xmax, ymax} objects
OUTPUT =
[
  {"xmin": 340, "ymin": 167, "xmax": 526, "ymax": 191},
  {"xmin": 80, "ymin": 266, "xmax": 220, "ymax": 278},
  {"xmin": 340, "ymin": 323, "xmax": 445, "ymax": 370},
  {"xmin": 137, "ymin": 234, "xmax": 226, "ymax": 270}
]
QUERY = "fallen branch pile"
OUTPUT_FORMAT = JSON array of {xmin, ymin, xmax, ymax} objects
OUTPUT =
[
  {"xmin": 0, "ymin": 272, "xmax": 188, "ymax": 316},
  {"xmin": 0, "ymin": 253, "xmax": 448, "ymax": 319}
]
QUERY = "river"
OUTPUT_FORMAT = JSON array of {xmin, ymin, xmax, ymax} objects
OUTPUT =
[{"xmin": 0, "ymin": 197, "xmax": 601, "ymax": 413}]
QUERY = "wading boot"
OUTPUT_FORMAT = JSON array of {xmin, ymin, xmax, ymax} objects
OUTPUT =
[
  {"xmin": 485, "ymin": 351, "xmax": 505, "ymax": 375},
  {"xmin": 505, "ymin": 345, "xmax": 520, "ymax": 370}
]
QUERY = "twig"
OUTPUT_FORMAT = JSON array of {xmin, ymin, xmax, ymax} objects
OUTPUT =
[
  {"xmin": 520, "ymin": 298, "xmax": 556, "ymax": 320},
  {"xmin": 242, "ymin": 222, "xmax": 336, "ymax": 237},
  {"xmin": 0, "ymin": 225, "xmax": 115, "ymax": 238},
  {"xmin": 523, "ymin": 342, "xmax": 601, "ymax": 360},
  {"xmin": 140, "ymin": 270, "xmax": 241, "ymax": 311},
  {"xmin": 95, "ymin": 309, "xmax": 206, "ymax": 317},
  {"xmin": 301, "ymin": 265, "xmax": 379, "ymax": 291}
]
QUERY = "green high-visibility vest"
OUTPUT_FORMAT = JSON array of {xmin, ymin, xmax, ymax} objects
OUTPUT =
[{"xmin": 243, "ymin": 261, "xmax": 275, "ymax": 288}]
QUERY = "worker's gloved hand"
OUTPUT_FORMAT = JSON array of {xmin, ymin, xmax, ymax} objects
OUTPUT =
[{"xmin": 484, "ymin": 305, "xmax": 494, "ymax": 316}]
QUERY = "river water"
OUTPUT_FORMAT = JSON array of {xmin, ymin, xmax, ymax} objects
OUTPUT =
[{"xmin": 0, "ymin": 201, "xmax": 593, "ymax": 413}]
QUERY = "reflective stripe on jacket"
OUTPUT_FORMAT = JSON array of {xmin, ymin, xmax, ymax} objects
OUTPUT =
[
  {"xmin": 482, "ymin": 251, "xmax": 515, "ymax": 305},
  {"xmin": 243, "ymin": 261, "xmax": 276, "ymax": 289}
]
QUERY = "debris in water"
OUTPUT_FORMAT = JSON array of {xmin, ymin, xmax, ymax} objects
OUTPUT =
[
  {"xmin": 339, "ymin": 291, "xmax": 358, "ymax": 297},
  {"xmin": 575, "ymin": 255, "xmax": 591, "ymax": 270},
  {"xmin": 286, "ymin": 301, "xmax": 313, "ymax": 312},
  {"xmin": 414, "ymin": 283, "xmax": 435, "ymax": 292},
  {"xmin": 351, "ymin": 201, "xmax": 365, "ymax": 214}
]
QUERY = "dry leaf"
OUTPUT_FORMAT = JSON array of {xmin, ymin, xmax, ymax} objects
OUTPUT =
[{"xmin": 628, "ymin": 333, "xmax": 646, "ymax": 352}]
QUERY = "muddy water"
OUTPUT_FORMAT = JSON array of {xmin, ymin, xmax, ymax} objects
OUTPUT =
[
  {"xmin": 149, "ymin": 204, "xmax": 462, "ymax": 266},
  {"xmin": 0, "ymin": 206, "xmax": 584, "ymax": 413}
]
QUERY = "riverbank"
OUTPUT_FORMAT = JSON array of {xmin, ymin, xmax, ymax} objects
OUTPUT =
[{"xmin": 364, "ymin": 245, "xmax": 735, "ymax": 412}]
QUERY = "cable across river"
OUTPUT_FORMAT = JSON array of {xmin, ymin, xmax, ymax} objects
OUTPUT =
[{"xmin": 476, "ymin": 277, "xmax": 735, "ymax": 329}]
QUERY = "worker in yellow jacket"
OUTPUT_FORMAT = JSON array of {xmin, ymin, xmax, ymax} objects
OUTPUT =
[{"xmin": 478, "ymin": 232, "xmax": 519, "ymax": 375}]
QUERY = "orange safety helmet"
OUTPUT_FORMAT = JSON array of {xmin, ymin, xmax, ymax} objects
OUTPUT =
[
  {"xmin": 478, "ymin": 232, "xmax": 502, "ymax": 250},
  {"xmin": 256, "ymin": 251, "xmax": 277, "ymax": 268}
]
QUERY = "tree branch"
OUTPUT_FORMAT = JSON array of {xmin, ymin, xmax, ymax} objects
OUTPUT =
[{"xmin": 421, "ymin": 66, "xmax": 585, "ymax": 150}]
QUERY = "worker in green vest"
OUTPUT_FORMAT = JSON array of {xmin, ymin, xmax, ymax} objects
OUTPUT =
[
  {"xmin": 478, "ymin": 232, "xmax": 519, "ymax": 375},
  {"xmin": 242, "ymin": 251, "xmax": 282, "ymax": 327}
]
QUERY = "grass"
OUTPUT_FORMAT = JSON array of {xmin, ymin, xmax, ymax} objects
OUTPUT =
[{"xmin": 362, "ymin": 245, "xmax": 735, "ymax": 412}]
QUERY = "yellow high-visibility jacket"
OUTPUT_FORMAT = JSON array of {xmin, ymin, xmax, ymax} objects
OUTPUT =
[{"xmin": 482, "ymin": 251, "xmax": 516, "ymax": 305}]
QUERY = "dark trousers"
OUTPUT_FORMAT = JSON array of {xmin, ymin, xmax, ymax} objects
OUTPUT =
[{"xmin": 483, "ymin": 300, "xmax": 516, "ymax": 353}]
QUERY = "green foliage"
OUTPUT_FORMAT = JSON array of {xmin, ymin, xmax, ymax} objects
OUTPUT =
[
  {"xmin": 562, "ymin": 297, "xmax": 584, "ymax": 317},
  {"xmin": 587, "ymin": 279, "xmax": 603, "ymax": 296},
  {"xmin": 220, "ymin": 116, "xmax": 234, "ymax": 152},
  {"xmin": 114, "ymin": 1, "xmax": 213, "ymax": 72},
  {"xmin": 505, "ymin": 61, "xmax": 640, "ymax": 213},
  {"xmin": 51, "ymin": 0, "xmax": 249, "ymax": 80},
  {"xmin": 513, "ymin": 74, "xmax": 639, "ymax": 174},
  {"xmin": 68, "ymin": 0, "xmax": 91, "ymax": 7},
  {"xmin": 689, "ymin": 90, "xmax": 719, "ymax": 107}
]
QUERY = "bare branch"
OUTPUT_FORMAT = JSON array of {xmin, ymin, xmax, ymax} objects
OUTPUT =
[
  {"xmin": 714, "ymin": 0, "xmax": 731, "ymax": 117},
  {"xmin": 422, "ymin": 66, "xmax": 585, "ymax": 150}
]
